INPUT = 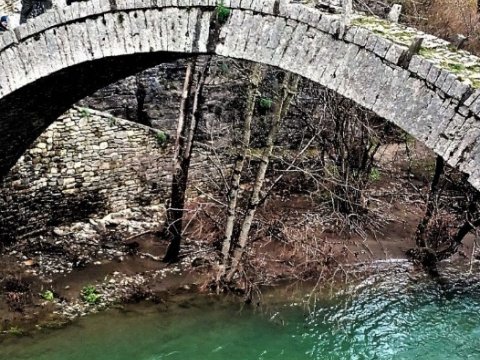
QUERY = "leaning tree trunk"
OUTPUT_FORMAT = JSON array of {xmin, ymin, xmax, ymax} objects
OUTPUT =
[
  {"xmin": 415, "ymin": 155, "xmax": 444, "ymax": 248},
  {"xmin": 226, "ymin": 73, "xmax": 300, "ymax": 281},
  {"xmin": 163, "ymin": 57, "xmax": 211, "ymax": 263},
  {"xmin": 221, "ymin": 63, "xmax": 264, "ymax": 263}
]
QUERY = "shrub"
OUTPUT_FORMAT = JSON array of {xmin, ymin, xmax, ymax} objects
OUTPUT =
[
  {"xmin": 219, "ymin": 61, "xmax": 229, "ymax": 75},
  {"xmin": 108, "ymin": 117, "xmax": 117, "ymax": 127},
  {"xmin": 41, "ymin": 290, "xmax": 54, "ymax": 301},
  {"xmin": 259, "ymin": 97, "xmax": 273, "ymax": 111},
  {"xmin": 7, "ymin": 326, "xmax": 25, "ymax": 336},
  {"xmin": 369, "ymin": 167, "xmax": 381, "ymax": 182},
  {"xmin": 78, "ymin": 108, "xmax": 91, "ymax": 118},
  {"xmin": 81, "ymin": 285, "xmax": 102, "ymax": 304},
  {"xmin": 155, "ymin": 131, "xmax": 168, "ymax": 147}
]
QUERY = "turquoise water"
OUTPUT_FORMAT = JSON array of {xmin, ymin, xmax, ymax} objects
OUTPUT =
[{"xmin": 2, "ymin": 263, "xmax": 480, "ymax": 360}]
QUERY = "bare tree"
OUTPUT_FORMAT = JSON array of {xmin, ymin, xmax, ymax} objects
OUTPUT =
[
  {"xmin": 225, "ymin": 72, "xmax": 300, "ymax": 281},
  {"xmin": 415, "ymin": 155, "xmax": 444, "ymax": 248},
  {"xmin": 220, "ymin": 63, "xmax": 264, "ymax": 263},
  {"xmin": 163, "ymin": 56, "xmax": 212, "ymax": 263},
  {"xmin": 290, "ymin": 89, "xmax": 387, "ymax": 234}
]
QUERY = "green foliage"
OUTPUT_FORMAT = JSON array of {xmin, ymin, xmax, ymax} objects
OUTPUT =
[
  {"xmin": 155, "ymin": 131, "xmax": 168, "ymax": 147},
  {"xmin": 78, "ymin": 108, "xmax": 91, "ymax": 118},
  {"xmin": 351, "ymin": 16, "xmax": 413, "ymax": 46},
  {"xmin": 216, "ymin": 2, "xmax": 231, "ymax": 24},
  {"xmin": 369, "ymin": 167, "xmax": 381, "ymax": 182},
  {"xmin": 442, "ymin": 61, "xmax": 465, "ymax": 72},
  {"xmin": 418, "ymin": 47, "xmax": 437, "ymax": 58},
  {"xmin": 81, "ymin": 285, "xmax": 102, "ymax": 304},
  {"xmin": 259, "ymin": 97, "xmax": 273, "ymax": 111},
  {"xmin": 6, "ymin": 326, "xmax": 25, "ymax": 336},
  {"xmin": 41, "ymin": 290, "xmax": 54, "ymax": 301}
]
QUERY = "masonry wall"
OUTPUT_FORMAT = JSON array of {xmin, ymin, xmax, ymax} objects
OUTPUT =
[{"xmin": 0, "ymin": 107, "xmax": 218, "ymax": 243}]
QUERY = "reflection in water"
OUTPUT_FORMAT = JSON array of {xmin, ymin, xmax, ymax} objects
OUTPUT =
[{"xmin": 3, "ymin": 261, "xmax": 480, "ymax": 360}]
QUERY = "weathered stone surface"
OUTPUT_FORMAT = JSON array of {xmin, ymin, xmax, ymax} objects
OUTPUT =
[{"xmin": 0, "ymin": 0, "xmax": 478, "ymax": 192}]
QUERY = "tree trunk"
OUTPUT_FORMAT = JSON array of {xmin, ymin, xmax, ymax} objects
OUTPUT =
[
  {"xmin": 221, "ymin": 63, "xmax": 264, "ymax": 262},
  {"xmin": 415, "ymin": 155, "xmax": 444, "ymax": 248},
  {"xmin": 437, "ymin": 193, "xmax": 480, "ymax": 260},
  {"xmin": 163, "ymin": 57, "xmax": 211, "ymax": 263},
  {"xmin": 226, "ymin": 73, "xmax": 299, "ymax": 281}
]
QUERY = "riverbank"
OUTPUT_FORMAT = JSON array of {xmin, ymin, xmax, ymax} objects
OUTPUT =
[
  {"xmin": 0, "ymin": 194, "xmax": 472, "ymax": 337},
  {"xmin": 0, "ymin": 141, "xmax": 476, "ymax": 335},
  {"xmin": 4, "ymin": 258, "xmax": 480, "ymax": 360}
]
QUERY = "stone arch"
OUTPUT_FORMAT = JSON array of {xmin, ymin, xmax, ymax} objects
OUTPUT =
[{"xmin": 0, "ymin": 0, "xmax": 480, "ymax": 189}]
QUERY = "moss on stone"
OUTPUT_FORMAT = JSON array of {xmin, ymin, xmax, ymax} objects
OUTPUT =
[
  {"xmin": 352, "ymin": 15, "xmax": 480, "ymax": 89},
  {"xmin": 352, "ymin": 16, "xmax": 390, "ymax": 27},
  {"xmin": 352, "ymin": 16, "xmax": 416, "ymax": 46},
  {"xmin": 471, "ymin": 79, "xmax": 480, "ymax": 88},
  {"xmin": 441, "ymin": 61, "xmax": 465, "ymax": 73},
  {"xmin": 418, "ymin": 47, "xmax": 437, "ymax": 59}
]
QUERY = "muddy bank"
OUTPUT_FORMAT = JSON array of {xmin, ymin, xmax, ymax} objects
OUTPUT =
[
  {"xmin": 0, "ymin": 205, "xmax": 214, "ymax": 334},
  {"xmin": 0, "ymin": 158, "xmax": 476, "ymax": 335}
]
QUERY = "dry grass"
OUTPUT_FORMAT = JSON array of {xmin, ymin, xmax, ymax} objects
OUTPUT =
[{"xmin": 405, "ymin": 0, "xmax": 480, "ymax": 54}]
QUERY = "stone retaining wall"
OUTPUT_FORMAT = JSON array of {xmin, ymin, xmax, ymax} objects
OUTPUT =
[{"xmin": 0, "ymin": 107, "xmax": 218, "ymax": 242}]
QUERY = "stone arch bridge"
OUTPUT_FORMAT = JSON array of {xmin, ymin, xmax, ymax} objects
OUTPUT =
[{"xmin": 0, "ymin": 0, "xmax": 480, "ymax": 189}]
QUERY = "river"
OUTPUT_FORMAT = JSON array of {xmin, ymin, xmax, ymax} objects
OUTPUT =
[{"xmin": 2, "ymin": 260, "xmax": 480, "ymax": 359}]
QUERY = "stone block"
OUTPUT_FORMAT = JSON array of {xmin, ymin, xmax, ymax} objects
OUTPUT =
[
  {"xmin": 352, "ymin": 27, "xmax": 369, "ymax": 47},
  {"xmin": 447, "ymin": 80, "xmax": 470, "ymax": 101},
  {"xmin": 416, "ymin": 58, "xmax": 432, "ymax": 79},
  {"xmin": 372, "ymin": 36, "xmax": 391, "ymax": 58},
  {"xmin": 407, "ymin": 54, "xmax": 421, "ymax": 74}
]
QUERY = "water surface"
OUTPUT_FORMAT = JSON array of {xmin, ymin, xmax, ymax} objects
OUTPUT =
[{"xmin": 3, "ymin": 262, "xmax": 480, "ymax": 360}]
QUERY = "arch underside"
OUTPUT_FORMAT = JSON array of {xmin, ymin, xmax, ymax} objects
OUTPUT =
[{"xmin": 0, "ymin": 0, "xmax": 480, "ymax": 189}]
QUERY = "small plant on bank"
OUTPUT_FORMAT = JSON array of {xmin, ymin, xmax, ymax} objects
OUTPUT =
[
  {"xmin": 81, "ymin": 285, "xmax": 102, "ymax": 304},
  {"xmin": 6, "ymin": 326, "xmax": 25, "ymax": 336},
  {"xmin": 259, "ymin": 97, "xmax": 273, "ymax": 111},
  {"xmin": 41, "ymin": 290, "xmax": 54, "ymax": 301},
  {"xmin": 216, "ymin": 1, "xmax": 231, "ymax": 24},
  {"xmin": 219, "ymin": 61, "xmax": 229, "ymax": 76},
  {"xmin": 108, "ymin": 117, "xmax": 117, "ymax": 127},
  {"xmin": 155, "ymin": 130, "xmax": 168, "ymax": 147},
  {"xmin": 78, "ymin": 108, "xmax": 91, "ymax": 118},
  {"xmin": 369, "ymin": 167, "xmax": 381, "ymax": 182}
]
